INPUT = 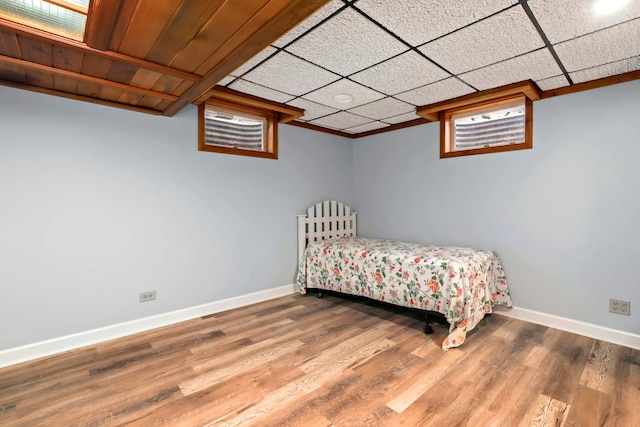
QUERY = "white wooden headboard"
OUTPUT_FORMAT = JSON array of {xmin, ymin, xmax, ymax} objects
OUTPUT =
[{"xmin": 297, "ymin": 200, "xmax": 357, "ymax": 264}]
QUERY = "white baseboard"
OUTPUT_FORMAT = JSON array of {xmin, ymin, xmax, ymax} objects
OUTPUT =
[
  {"xmin": 0, "ymin": 284, "xmax": 297, "ymax": 369},
  {"xmin": 493, "ymin": 306, "xmax": 640, "ymax": 350}
]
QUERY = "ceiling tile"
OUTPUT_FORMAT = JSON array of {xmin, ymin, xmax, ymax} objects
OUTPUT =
[
  {"xmin": 535, "ymin": 75, "xmax": 570, "ymax": 91},
  {"xmin": 227, "ymin": 79, "xmax": 295, "ymax": 104},
  {"xmin": 344, "ymin": 121, "xmax": 390, "ymax": 134},
  {"xmin": 347, "ymin": 97, "xmax": 414, "ymax": 121},
  {"xmin": 241, "ymin": 51, "xmax": 340, "ymax": 96},
  {"xmin": 303, "ymin": 79, "xmax": 385, "ymax": 109},
  {"xmin": 286, "ymin": 98, "xmax": 339, "ymax": 122},
  {"xmin": 382, "ymin": 111, "xmax": 421, "ymax": 124},
  {"xmin": 395, "ymin": 77, "xmax": 475, "ymax": 106},
  {"xmin": 355, "ymin": 0, "xmax": 517, "ymax": 47},
  {"xmin": 419, "ymin": 6, "xmax": 544, "ymax": 74},
  {"xmin": 272, "ymin": 0, "xmax": 345, "ymax": 48},
  {"xmin": 350, "ymin": 51, "xmax": 449, "ymax": 95},
  {"xmin": 217, "ymin": 76, "xmax": 235, "ymax": 86},
  {"xmin": 285, "ymin": 8, "xmax": 408, "ymax": 76},
  {"xmin": 459, "ymin": 49, "xmax": 562, "ymax": 90},
  {"xmin": 309, "ymin": 111, "xmax": 372, "ymax": 130},
  {"xmin": 570, "ymin": 56, "xmax": 640, "ymax": 83},
  {"xmin": 230, "ymin": 46, "xmax": 278, "ymax": 77},
  {"xmin": 553, "ymin": 19, "xmax": 640, "ymax": 72},
  {"xmin": 528, "ymin": 0, "xmax": 640, "ymax": 44}
]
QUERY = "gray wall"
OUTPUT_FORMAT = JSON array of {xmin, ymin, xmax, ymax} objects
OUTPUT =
[
  {"xmin": 0, "ymin": 85, "xmax": 354, "ymax": 350},
  {"xmin": 353, "ymin": 79, "xmax": 640, "ymax": 334},
  {"xmin": 2, "ymin": 78, "xmax": 638, "ymax": 352}
]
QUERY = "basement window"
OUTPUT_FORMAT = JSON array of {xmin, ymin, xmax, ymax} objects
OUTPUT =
[
  {"xmin": 0, "ymin": 0, "xmax": 89, "ymax": 41},
  {"xmin": 416, "ymin": 81, "xmax": 539, "ymax": 159},
  {"xmin": 442, "ymin": 94, "xmax": 532, "ymax": 158},
  {"xmin": 199, "ymin": 99, "xmax": 278, "ymax": 159},
  {"xmin": 196, "ymin": 87, "xmax": 304, "ymax": 160}
]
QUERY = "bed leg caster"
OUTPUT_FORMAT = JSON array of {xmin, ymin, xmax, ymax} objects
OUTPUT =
[
  {"xmin": 424, "ymin": 313, "xmax": 434, "ymax": 334},
  {"xmin": 317, "ymin": 292, "xmax": 323, "ymax": 298}
]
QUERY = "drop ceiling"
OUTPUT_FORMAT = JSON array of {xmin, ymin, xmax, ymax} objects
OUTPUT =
[
  {"xmin": 0, "ymin": 0, "xmax": 638, "ymax": 138},
  {"xmin": 218, "ymin": 0, "xmax": 640, "ymax": 136}
]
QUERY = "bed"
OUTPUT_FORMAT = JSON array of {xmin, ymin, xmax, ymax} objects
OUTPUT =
[{"xmin": 296, "ymin": 200, "xmax": 512, "ymax": 349}]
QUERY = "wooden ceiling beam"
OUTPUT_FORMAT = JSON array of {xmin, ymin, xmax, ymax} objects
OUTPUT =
[
  {"xmin": 0, "ymin": 54, "xmax": 178, "ymax": 100},
  {"xmin": 0, "ymin": 18, "xmax": 200, "ymax": 82},
  {"xmin": 84, "ymin": 0, "xmax": 124, "ymax": 51},
  {"xmin": 162, "ymin": 0, "xmax": 331, "ymax": 117},
  {"xmin": 0, "ymin": 79, "xmax": 162, "ymax": 114}
]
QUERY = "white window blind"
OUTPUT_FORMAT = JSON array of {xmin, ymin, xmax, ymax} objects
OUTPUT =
[
  {"xmin": 454, "ymin": 115, "xmax": 525, "ymax": 149},
  {"xmin": 451, "ymin": 98, "xmax": 526, "ymax": 151},
  {"xmin": 203, "ymin": 106, "xmax": 265, "ymax": 151}
]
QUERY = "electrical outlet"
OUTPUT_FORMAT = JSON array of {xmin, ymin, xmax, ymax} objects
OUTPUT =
[
  {"xmin": 609, "ymin": 298, "xmax": 630, "ymax": 316},
  {"xmin": 139, "ymin": 291, "xmax": 156, "ymax": 303}
]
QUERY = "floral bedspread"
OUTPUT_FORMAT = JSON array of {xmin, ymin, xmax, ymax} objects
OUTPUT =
[{"xmin": 296, "ymin": 236, "xmax": 512, "ymax": 349}]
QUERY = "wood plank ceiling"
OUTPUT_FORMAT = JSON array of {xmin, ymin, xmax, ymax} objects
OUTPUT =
[{"xmin": 0, "ymin": 0, "xmax": 331, "ymax": 116}]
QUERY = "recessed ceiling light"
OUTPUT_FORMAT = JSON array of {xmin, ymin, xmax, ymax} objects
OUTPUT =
[
  {"xmin": 593, "ymin": 0, "xmax": 629, "ymax": 15},
  {"xmin": 333, "ymin": 94, "xmax": 353, "ymax": 104}
]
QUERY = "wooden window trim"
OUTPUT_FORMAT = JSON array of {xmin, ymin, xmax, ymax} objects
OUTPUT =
[
  {"xmin": 197, "ymin": 87, "xmax": 303, "ymax": 160},
  {"xmin": 415, "ymin": 80, "xmax": 539, "ymax": 159},
  {"xmin": 198, "ymin": 99, "xmax": 279, "ymax": 160},
  {"xmin": 440, "ymin": 94, "xmax": 533, "ymax": 158}
]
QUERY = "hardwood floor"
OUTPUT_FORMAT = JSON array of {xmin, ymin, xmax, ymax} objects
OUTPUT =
[{"xmin": 1, "ymin": 293, "xmax": 638, "ymax": 426}]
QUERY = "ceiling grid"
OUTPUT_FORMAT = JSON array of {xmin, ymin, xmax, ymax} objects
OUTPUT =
[
  {"xmin": 0, "ymin": 0, "xmax": 637, "ymax": 132},
  {"xmin": 217, "ymin": 0, "xmax": 640, "ymax": 135}
]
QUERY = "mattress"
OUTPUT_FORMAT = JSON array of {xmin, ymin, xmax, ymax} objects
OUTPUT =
[{"xmin": 297, "ymin": 236, "xmax": 512, "ymax": 348}]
